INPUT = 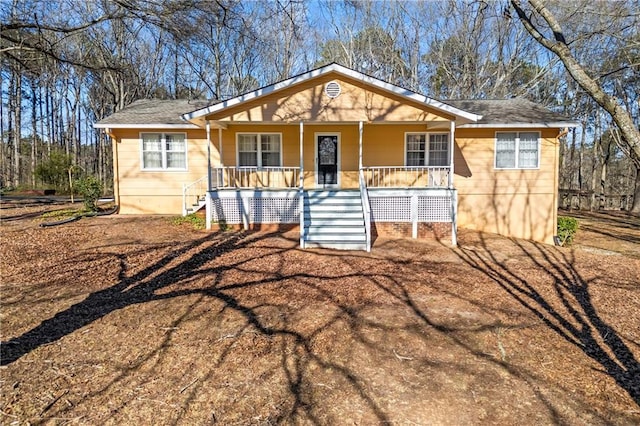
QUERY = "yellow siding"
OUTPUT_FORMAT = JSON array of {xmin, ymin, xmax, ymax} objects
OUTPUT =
[
  {"xmin": 206, "ymin": 73, "xmax": 454, "ymax": 123},
  {"xmin": 111, "ymin": 116, "xmax": 561, "ymax": 244},
  {"xmin": 112, "ymin": 128, "xmax": 209, "ymax": 214},
  {"xmin": 454, "ymin": 128, "xmax": 560, "ymax": 244}
]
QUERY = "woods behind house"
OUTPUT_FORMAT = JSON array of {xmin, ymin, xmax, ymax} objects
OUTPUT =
[{"xmin": 1, "ymin": 0, "xmax": 638, "ymax": 211}]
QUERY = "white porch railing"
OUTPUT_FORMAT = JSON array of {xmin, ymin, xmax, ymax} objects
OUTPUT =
[
  {"xmin": 182, "ymin": 175, "xmax": 208, "ymax": 216},
  {"xmin": 211, "ymin": 167, "xmax": 300, "ymax": 189},
  {"xmin": 362, "ymin": 166, "xmax": 450, "ymax": 188}
]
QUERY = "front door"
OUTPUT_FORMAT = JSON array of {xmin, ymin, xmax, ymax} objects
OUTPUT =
[{"xmin": 316, "ymin": 134, "xmax": 339, "ymax": 187}]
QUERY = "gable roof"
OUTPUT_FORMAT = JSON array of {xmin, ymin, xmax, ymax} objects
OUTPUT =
[
  {"xmin": 180, "ymin": 63, "xmax": 483, "ymax": 124},
  {"xmin": 94, "ymin": 99, "xmax": 211, "ymax": 129},
  {"xmin": 446, "ymin": 99, "xmax": 577, "ymax": 128},
  {"xmin": 93, "ymin": 68, "xmax": 577, "ymax": 130}
]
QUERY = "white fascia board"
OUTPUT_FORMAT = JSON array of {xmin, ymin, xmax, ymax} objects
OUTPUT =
[
  {"xmin": 93, "ymin": 123, "xmax": 199, "ymax": 129},
  {"xmin": 457, "ymin": 121, "xmax": 579, "ymax": 129},
  {"xmin": 333, "ymin": 65, "xmax": 482, "ymax": 122},
  {"xmin": 182, "ymin": 63, "xmax": 482, "ymax": 123},
  {"xmin": 181, "ymin": 65, "xmax": 336, "ymax": 121}
]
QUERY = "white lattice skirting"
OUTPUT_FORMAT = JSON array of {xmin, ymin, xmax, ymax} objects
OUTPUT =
[
  {"xmin": 209, "ymin": 190, "xmax": 300, "ymax": 224},
  {"xmin": 368, "ymin": 189, "xmax": 454, "ymax": 223},
  {"xmin": 208, "ymin": 188, "xmax": 455, "ymax": 227}
]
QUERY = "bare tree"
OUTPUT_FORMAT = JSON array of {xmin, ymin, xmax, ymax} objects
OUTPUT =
[{"xmin": 511, "ymin": 0, "xmax": 640, "ymax": 213}]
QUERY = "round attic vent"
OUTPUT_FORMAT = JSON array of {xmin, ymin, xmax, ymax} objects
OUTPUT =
[{"xmin": 325, "ymin": 81, "xmax": 341, "ymax": 98}]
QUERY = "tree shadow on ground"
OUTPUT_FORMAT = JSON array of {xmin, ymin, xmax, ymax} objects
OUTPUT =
[
  {"xmin": 2, "ymin": 226, "xmax": 638, "ymax": 423},
  {"xmin": 453, "ymin": 234, "xmax": 640, "ymax": 407},
  {"xmin": 1, "ymin": 229, "xmax": 393, "ymax": 424}
]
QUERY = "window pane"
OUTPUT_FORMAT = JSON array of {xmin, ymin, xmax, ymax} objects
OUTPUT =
[
  {"xmin": 239, "ymin": 152, "xmax": 258, "ymax": 166},
  {"xmin": 166, "ymin": 152, "xmax": 186, "ymax": 169},
  {"xmin": 143, "ymin": 152, "xmax": 162, "ymax": 169},
  {"xmin": 428, "ymin": 134, "xmax": 449, "ymax": 167},
  {"xmin": 142, "ymin": 133, "xmax": 161, "ymax": 151},
  {"xmin": 238, "ymin": 134, "xmax": 257, "ymax": 152},
  {"xmin": 166, "ymin": 134, "xmax": 185, "ymax": 151},
  {"xmin": 496, "ymin": 133, "xmax": 516, "ymax": 168},
  {"xmin": 406, "ymin": 133, "xmax": 426, "ymax": 166},
  {"xmin": 429, "ymin": 151, "xmax": 449, "ymax": 167},
  {"xmin": 261, "ymin": 134, "xmax": 280, "ymax": 152},
  {"xmin": 262, "ymin": 152, "xmax": 280, "ymax": 166},
  {"xmin": 406, "ymin": 152, "xmax": 424, "ymax": 166},
  {"xmin": 260, "ymin": 134, "xmax": 281, "ymax": 166},
  {"xmin": 518, "ymin": 132, "xmax": 539, "ymax": 168},
  {"xmin": 406, "ymin": 134, "xmax": 425, "ymax": 151}
]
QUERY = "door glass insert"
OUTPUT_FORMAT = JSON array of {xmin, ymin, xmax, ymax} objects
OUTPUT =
[{"xmin": 317, "ymin": 135, "xmax": 338, "ymax": 186}]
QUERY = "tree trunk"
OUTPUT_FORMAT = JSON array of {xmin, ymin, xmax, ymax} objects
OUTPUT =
[
  {"xmin": 13, "ymin": 71, "xmax": 22, "ymax": 188},
  {"xmin": 632, "ymin": 167, "xmax": 640, "ymax": 213},
  {"xmin": 0, "ymin": 71, "xmax": 6, "ymax": 189},
  {"xmin": 31, "ymin": 79, "xmax": 38, "ymax": 187},
  {"xmin": 511, "ymin": 0, "xmax": 640, "ymax": 186}
]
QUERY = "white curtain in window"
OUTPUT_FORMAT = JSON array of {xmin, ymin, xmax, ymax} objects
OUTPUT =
[
  {"xmin": 166, "ymin": 134, "xmax": 186, "ymax": 168},
  {"xmin": 496, "ymin": 133, "xmax": 516, "ymax": 168},
  {"xmin": 238, "ymin": 134, "xmax": 258, "ymax": 166},
  {"xmin": 142, "ymin": 133, "xmax": 162, "ymax": 168},
  {"xmin": 518, "ymin": 132, "xmax": 539, "ymax": 168}
]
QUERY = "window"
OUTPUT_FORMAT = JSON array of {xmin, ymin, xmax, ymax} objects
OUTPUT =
[
  {"xmin": 495, "ymin": 132, "xmax": 539, "ymax": 169},
  {"xmin": 237, "ymin": 133, "xmax": 282, "ymax": 167},
  {"xmin": 141, "ymin": 133, "xmax": 187, "ymax": 170},
  {"xmin": 405, "ymin": 133, "xmax": 449, "ymax": 166}
]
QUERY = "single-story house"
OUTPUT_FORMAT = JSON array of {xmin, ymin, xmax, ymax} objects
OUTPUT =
[{"xmin": 95, "ymin": 63, "xmax": 576, "ymax": 251}]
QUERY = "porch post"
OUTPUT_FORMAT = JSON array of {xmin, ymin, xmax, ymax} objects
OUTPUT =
[
  {"xmin": 450, "ymin": 120, "xmax": 457, "ymax": 246},
  {"xmin": 299, "ymin": 121, "xmax": 304, "ymax": 185},
  {"xmin": 358, "ymin": 121, "xmax": 363, "ymax": 170},
  {"xmin": 218, "ymin": 127, "xmax": 224, "ymax": 187},
  {"xmin": 206, "ymin": 120, "xmax": 211, "ymax": 191},
  {"xmin": 449, "ymin": 120, "xmax": 455, "ymax": 188},
  {"xmin": 299, "ymin": 121, "xmax": 305, "ymax": 248}
]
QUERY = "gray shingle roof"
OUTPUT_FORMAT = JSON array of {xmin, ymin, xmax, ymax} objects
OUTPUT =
[
  {"xmin": 444, "ymin": 98, "xmax": 574, "ymax": 125},
  {"xmin": 95, "ymin": 97, "xmax": 574, "ymax": 127},
  {"xmin": 95, "ymin": 99, "xmax": 212, "ymax": 127}
]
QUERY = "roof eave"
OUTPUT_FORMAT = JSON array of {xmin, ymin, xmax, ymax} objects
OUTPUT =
[
  {"xmin": 457, "ymin": 121, "xmax": 579, "ymax": 129},
  {"xmin": 94, "ymin": 123, "xmax": 199, "ymax": 129}
]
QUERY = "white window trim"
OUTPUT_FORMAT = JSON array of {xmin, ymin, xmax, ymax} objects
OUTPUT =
[
  {"xmin": 404, "ymin": 132, "xmax": 450, "ymax": 167},
  {"xmin": 235, "ymin": 133, "xmax": 283, "ymax": 168},
  {"xmin": 139, "ymin": 132, "xmax": 188, "ymax": 171},
  {"xmin": 494, "ymin": 131, "xmax": 541, "ymax": 170}
]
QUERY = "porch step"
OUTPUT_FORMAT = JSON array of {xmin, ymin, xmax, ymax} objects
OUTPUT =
[
  {"xmin": 303, "ymin": 241, "xmax": 368, "ymax": 250},
  {"xmin": 304, "ymin": 218, "xmax": 364, "ymax": 226},
  {"xmin": 302, "ymin": 190, "xmax": 367, "ymax": 251}
]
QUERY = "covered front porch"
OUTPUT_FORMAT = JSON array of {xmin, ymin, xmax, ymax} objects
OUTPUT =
[
  {"xmin": 183, "ymin": 120, "xmax": 458, "ymax": 251},
  {"xmin": 177, "ymin": 63, "xmax": 482, "ymax": 250}
]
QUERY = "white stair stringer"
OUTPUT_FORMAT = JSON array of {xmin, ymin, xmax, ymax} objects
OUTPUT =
[
  {"xmin": 185, "ymin": 195, "xmax": 207, "ymax": 215},
  {"xmin": 302, "ymin": 190, "xmax": 367, "ymax": 251}
]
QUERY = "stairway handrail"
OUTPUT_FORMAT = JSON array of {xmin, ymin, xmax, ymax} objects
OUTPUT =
[
  {"xmin": 359, "ymin": 168, "xmax": 371, "ymax": 252},
  {"xmin": 182, "ymin": 175, "xmax": 207, "ymax": 216}
]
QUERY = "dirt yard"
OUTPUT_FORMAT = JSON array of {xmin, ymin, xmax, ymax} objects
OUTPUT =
[{"xmin": 1, "ymin": 199, "xmax": 639, "ymax": 425}]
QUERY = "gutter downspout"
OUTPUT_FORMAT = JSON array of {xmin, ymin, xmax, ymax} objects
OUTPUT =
[
  {"xmin": 553, "ymin": 128, "xmax": 566, "ymax": 244},
  {"xmin": 107, "ymin": 128, "xmax": 120, "ymax": 211}
]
